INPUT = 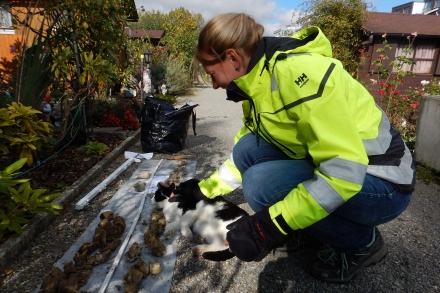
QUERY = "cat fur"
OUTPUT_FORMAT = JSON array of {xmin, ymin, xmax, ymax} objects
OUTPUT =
[{"xmin": 153, "ymin": 182, "xmax": 248, "ymax": 261}]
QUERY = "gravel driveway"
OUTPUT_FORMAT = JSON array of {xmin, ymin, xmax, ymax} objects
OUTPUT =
[{"xmin": 1, "ymin": 86, "xmax": 439, "ymax": 293}]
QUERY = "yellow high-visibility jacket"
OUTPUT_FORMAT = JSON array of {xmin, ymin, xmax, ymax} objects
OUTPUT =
[{"xmin": 198, "ymin": 26, "xmax": 415, "ymax": 234}]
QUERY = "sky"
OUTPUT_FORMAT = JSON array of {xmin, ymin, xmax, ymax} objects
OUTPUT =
[{"xmin": 134, "ymin": 0, "xmax": 409, "ymax": 36}]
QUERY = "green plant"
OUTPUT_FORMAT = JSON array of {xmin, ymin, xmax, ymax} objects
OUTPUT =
[
  {"xmin": 422, "ymin": 78, "xmax": 440, "ymax": 95},
  {"xmin": 165, "ymin": 57, "xmax": 193, "ymax": 95},
  {"xmin": 368, "ymin": 32, "xmax": 420, "ymax": 143},
  {"xmin": 0, "ymin": 102, "xmax": 53, "ymax": 166},
  {"xmin": 90, "ymin": 97, "xmax": 141, "ymax": 130},
  {"xmin": 98, "ymin": 113, "xmax": 121, "ymax": 128},
  {"xmin": 120, "ymin": 112, "xmax": 140, "ymax": 131},
  {"xmin": 15, "ymin": 25, "xmax": 53, "ymax": 109},
  {"xmin": 150, "ymin": 63, "xmax": 166, "ymax": 93},
  {"xmin": 0, "ymin": 158, "xmax": 29, "ymax": 195},
  {"xmin": 158, "ymin": 93, "xmax": 177, "ymax": 104},
  {"xmin": 0, "ymin": 158, "xmax": 62, "ymax": 240},
  {"xmin": 82, "ymin": 141, "xmax": 108, "ymax": 154},
  {"xmin": 134, "ymin": 8, "xmax": 203, "ymax": 68},
  {"xmin": 296, "ymin": 0, "xmax": 370, "ymax": 76}
]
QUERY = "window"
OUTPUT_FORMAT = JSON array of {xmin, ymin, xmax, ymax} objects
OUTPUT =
[
  {"xmin": 403, "ymin": 7, "xmax": 411, "ymax": 14},
  {"xmin": 393, "ymin": 44, "xmax": 436, "ymax": 74},
  {"xmin": 424, "ymin": 0, "xmax": 433, "ymax": 12},
  {"xmin": 0, "ymin": 1, "xmax": 13, "ymax": 33}
]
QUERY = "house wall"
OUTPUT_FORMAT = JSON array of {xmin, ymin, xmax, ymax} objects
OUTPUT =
[
  {"xmin": 392, "ymin": 2, "xmax": 425, "ymax": 14},
  {"xmin": 358, "ymin": 35, "xmax": 440, "ymax": 101},
  {"xmin": 0, "ymin": 4, "xmax": 46, "ymax": 61},
  {"xmin": 0, "ymin": 34, "xmax": 18, "ymax": 60}
]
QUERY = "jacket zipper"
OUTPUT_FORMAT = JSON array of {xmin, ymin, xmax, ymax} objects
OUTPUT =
[{"xmin": 257, "ymin": 114, "xmax": 298, "ymax": 157}]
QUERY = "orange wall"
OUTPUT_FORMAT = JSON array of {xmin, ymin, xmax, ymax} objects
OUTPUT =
[
  {"xmin": 0, "ymin": 34, "xmax": 19, "ymax": 60},
  {"xmin": 0, "ymin": 3, "xmax": 46, "ymax": 61}
]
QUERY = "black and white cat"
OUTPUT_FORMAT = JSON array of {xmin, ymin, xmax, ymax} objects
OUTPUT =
[{"xmin": 153, "ymin": 182, "xmax": 248, "ymax": 261}]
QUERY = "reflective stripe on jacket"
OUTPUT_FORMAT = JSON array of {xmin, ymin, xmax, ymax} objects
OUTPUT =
[{"xmin": 198, "ymin": 26, "xmax": 415, "ymax": 233}]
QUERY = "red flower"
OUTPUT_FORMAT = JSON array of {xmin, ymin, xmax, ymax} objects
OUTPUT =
[
  {"xmin": 378, "ymin": 54, "xmax": 385, "ymax": 60},
  {"xmin": 99, "ymin": 113, "xmax": 121, "ymax": 127},
  {"xmin": 380, "ymin": 82, "xmax": 386, "ymax": 88},
  {"xmin": 393, "ymin": 90, "xmax": 400, "ymax": 95},
  {"xmin": 410, "ymin": 103, "xmax": 419, "ymax": 109},
  {"xmin": 401, "ymin": 96, "xmax": 409, "ymax": 101},
  {"xmin": 378, "ymin": 90, "xmax": 385, "ymax": 96}
]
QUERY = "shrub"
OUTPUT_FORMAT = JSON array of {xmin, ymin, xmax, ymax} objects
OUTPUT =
[
  {"xmin": 0, "ymin": 102, "xmax": 53, "ymax": 166},
  {"xmin": 120, "ymin": 112, "xmax": 140, "ymax": 131},
  {"xmin": 165, "ymin": 58, "xmax": 193, "ymax": 95},
  {"xmin": 0, "ymin": 158, "xmax": 62, "ymax": 240},
  {"xmin": 150, "ymin": 63, "xmax": 166, "ymax": 94},
  {"xmin": 99, "ymin": 113, "xmax": 121, "ymax": 128},
  {"xmin": 90, "ymin": 97, "xmax": 142, "ymax": 130},
  {"xmin": 368, "ymin": 32, "xmax": 421, "ymax": 145},
  {"xmin": 374, "ymin": 83, "xmax": 421, "ymax": 142},
  {"xmin": 422, "ymin": 78, "xmax": 440, "ymax": 96}
]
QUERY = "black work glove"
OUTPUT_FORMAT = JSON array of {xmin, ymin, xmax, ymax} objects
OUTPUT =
[
  {"xmin": 168, "ymin": 178, "xmax": 207, "ymax": 202},
  {"xmin": 226, "ymin": 208, "xmax": 289, "ymax": 262}
]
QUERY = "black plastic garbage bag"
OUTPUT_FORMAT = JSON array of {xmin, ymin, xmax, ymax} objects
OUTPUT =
[{"xmin": 140, "ymin": 97, "xmax": 198, "ymax": 153}]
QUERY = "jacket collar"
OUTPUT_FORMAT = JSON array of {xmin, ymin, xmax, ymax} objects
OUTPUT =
[{"xmin": 225, "ymin": 33, "xmax": 319, "ymax": 103}]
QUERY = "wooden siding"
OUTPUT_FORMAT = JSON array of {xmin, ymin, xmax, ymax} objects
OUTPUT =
[
  {"xmin": 0, "ymin": 34, "xmax": 19, "ymax": 60},
  {"xmin": 0, "ymin": 4, "xmax": 46, "ymax": 62}
]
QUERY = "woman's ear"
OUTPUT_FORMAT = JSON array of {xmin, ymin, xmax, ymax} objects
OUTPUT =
[
  {"xmin": 226, "ymin": 48, "xmax": 250, "ymax": 73},
  {"xmin": 226, "ymin": 49, "xmax": 241, "ymax": 71}
]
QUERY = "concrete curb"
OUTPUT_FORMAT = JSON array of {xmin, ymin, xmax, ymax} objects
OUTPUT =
[{"xmin": 0, "ymin": 129, "xmax": 141, "ymax": 269}]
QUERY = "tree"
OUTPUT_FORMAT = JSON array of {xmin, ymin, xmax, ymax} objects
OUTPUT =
[
  {"xmin": 130, "ymin": 9, "xmax": 164, "ymax": 30},
  {"xmin": 160, "ymin": 8, "xmax": 204, "ymax": 68},
  {"xmin": 129, "ymin": 8, "xmax": 204, "ymax": 94},
  {"xmin": 296, "ymin": 0, "xmax": 371, "ymax": 75},
  {"xmin": 10, "ymin": 0, "xmax": 136, "ymax": 144},
  {"xmin": 132, "ymin": 8, "xmax": 204, "ymax": 67}
]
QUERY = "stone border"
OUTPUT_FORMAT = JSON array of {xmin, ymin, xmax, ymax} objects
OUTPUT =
[{"xmin": 0, "ymin": 129, "xmax": 141, "ymax": 269}]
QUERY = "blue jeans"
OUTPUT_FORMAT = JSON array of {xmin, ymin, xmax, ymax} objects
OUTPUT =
[{"xmin": 233, "ymin": 134, "xmax": 412, "ymax": 251}]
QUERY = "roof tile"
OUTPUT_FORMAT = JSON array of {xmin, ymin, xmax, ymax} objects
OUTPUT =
[{"xmin": 364, "ymin": 12, "xmax": 440, "ymax": 36}]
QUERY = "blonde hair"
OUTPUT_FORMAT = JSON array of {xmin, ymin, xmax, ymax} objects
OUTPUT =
[{"xmin": 195, "ymin": 13, "xmax": 264, "ymax": 65}]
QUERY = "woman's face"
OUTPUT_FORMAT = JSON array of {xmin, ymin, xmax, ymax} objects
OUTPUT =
[
  {"xmin": 203, "ymin": 61, "xmax": 238, "ymax": 89},
  {"xmin": 202, "ymin": 49, "xmax": 247, "ymax": 89}
]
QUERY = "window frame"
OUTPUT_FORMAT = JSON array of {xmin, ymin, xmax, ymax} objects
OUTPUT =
[
  {"xmin": 392, "ymin": 42, "xmax": 438, "ymax": 75},
  {"xmin": 0, "ymin": 1, "xmax": 14, "ymax": 34},
  {"xmin": 424, "ymin": 0, "xmax": 433, "ymax": 13},
  {"xmin": 369, "ymin": 37, "xmax": 440, "ymax": 76}
]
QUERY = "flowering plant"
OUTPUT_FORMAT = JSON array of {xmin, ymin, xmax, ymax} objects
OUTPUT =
[
  {"xmin": 99, "ymin": 113, "xmax": 121, "ymax": 127},
  {"xmin": 92, "ymin": 97, "xmax": 141, "ymax": 130},
  {"xmin": 369, "ymin": 32, "xmax": 420, "ymax": 144},
  {"xmin": 120, "ymin": 112, "xmax": 140, "ymax": 130},
  {"xmin": 421, "ymin": 79, "xmax": 440, "ymax": 96}
]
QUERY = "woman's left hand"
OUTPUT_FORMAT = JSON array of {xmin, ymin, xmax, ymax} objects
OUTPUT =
[{"xmin": 226, "ymin": 209, "xmax": 288, "ymax": 262}]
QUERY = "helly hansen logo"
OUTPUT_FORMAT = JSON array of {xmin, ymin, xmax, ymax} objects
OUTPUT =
[{"xmin": 295, "ymin": 73, "xmax": 309, "ymax": 88}]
